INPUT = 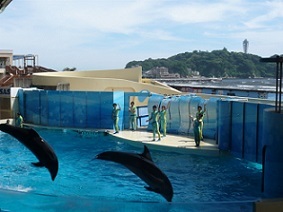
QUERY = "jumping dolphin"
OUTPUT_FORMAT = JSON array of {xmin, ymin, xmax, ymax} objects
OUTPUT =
[
  {"xmin": 96, "ymin": 145, "xmax": 173, "ymax": 202},
  {"xmin": 0, "ymin": 124, "xmax": 58, "ymax": 181}
]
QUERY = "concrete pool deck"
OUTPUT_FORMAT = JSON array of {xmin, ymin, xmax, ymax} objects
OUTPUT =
[
  {"xmin": 108, "ymin": 130, "xmax": 220, "ymax": 156},
  {"xmin": 5, "ymin": 121, "xmax": 220, "ymax": 156}
]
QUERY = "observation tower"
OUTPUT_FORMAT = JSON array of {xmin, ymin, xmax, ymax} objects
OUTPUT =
[{"xmin": 243, "ymin": 39, "xmax": 249, "ymax": 54}]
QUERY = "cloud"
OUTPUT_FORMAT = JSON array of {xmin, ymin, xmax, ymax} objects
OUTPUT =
[
  {"xmin": 244, "ymin": 1, "xmax": 283, "ymax": 29},
  {"xmin": 166, "ymin": 2, "xmax": 235, "ymax": 24},
  {"xmin": 27, "ymin": 0, "xmax": 159, "ymax": 33},
  {"xmin": 0, "ymin": 0, "xmax": 282, "ymax": 70}
]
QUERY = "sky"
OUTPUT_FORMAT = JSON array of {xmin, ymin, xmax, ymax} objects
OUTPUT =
[{"xmin": 0, "ymin": 0, "xmax": 283, "ymax": 71}]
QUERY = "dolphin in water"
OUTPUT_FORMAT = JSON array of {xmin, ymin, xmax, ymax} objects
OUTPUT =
[
  {"xmin": 96, "ymin": 145, "xmax": 173, "ymax": 202},
  {"xmin": 0, "ymin": 124, "xmax": 59, "ymax": 181}
]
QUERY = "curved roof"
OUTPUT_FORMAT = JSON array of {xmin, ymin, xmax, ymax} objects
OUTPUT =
[{"xmin": 32, "ymin": 66, "xmax": 181, "ymax": 95}]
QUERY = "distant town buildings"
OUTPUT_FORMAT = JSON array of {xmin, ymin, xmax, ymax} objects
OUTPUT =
[
  {"xmin": 243, "ymin": 39, "xmax": 249, "ymax": 54},
  {"xmin": 143, "ymin": 67, "xmax": 180, "ymax": 78}
]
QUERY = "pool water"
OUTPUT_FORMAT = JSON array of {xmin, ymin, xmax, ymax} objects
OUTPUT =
[{"xmin": 0, "ymin": 128, "xmax": 262, "ymax": 211}]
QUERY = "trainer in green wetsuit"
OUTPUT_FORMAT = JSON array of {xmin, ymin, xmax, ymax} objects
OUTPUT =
[
  {"xmin": 159, "ymin": 105, "xmax": 167, "ymax": 137},
  {"xmin": 147, "ymin": 105, "xmax": 161, "ymax": 141},
  {"xmin": 112, "ymin": 103, "xmax": 120, "ymax": 134},
  {"xmin": 195, "ymin": 105, "xmax": 206, "ymax": 141},
  {"xmin": 192, "ymin": 113, "xmax": 203, "ymax": 147},
  {"xmin": 16, "ymin": 112, "xmax": 23, "ymax": 128},
  {"xmin": 129, "ymin": 101, "xmax": 137, "ymax": 131}
]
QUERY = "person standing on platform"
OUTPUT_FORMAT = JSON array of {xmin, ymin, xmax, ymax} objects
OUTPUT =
[
  {"xmin": 129, "ymin": 101, "xmax": 137, "ymax": 131},
  {"xmin": 196, "ymin": 105, "xmax": 206, "ymax": 141},
  {"xmin": 192, "ymin": 113, "xmax": 203, "ymax": 147},
  {"xmin": 159, "ymin": 105, "xmax": 168, "ymax": 137},
  {"xmin": 16, "ymin": 112, "xmax": 23, "ymax": 128},
  {"xmin": 112, "ymin": 103, "xmax": 120, "ymax": 134},
  {"xmin": 147, "ymin": 105, "xmax": 161, "ymax": 141}
]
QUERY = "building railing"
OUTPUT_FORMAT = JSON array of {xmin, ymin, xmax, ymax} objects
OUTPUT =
[{"xmin": 260, "ymin": 55, "xmax": 283, "ymax": 113}]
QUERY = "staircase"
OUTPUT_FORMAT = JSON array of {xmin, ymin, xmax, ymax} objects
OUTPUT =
[
  {"xmin": 0, "ymin": 74, "xmax": 15, "ymax": 87},
  {"xmin": 0, "ymin": 65, "xmax": 57, "ymax": 87}
]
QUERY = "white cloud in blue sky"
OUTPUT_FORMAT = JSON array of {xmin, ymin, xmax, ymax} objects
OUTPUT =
[{"xmin": 0, "ymin": 0, "xmax": 282, "ymax": 71}]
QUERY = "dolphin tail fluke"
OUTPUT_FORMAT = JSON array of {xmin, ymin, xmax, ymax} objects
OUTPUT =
[{"xmin": 32, "ymin": 162, "xmax": 45, "ymax": 167}]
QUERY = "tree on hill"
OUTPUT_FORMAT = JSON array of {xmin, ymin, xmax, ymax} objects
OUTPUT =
[{"xmin": 125, "ymin": 48, "xmax": 275, "ymax": 78}]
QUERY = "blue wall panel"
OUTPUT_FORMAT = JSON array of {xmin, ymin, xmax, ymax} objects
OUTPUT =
[
  {"xmin": 40, "ymin": 91, "xmax": 49, "ymax": 126},
  {"xmin": 217, "ymin": 100, "xmax": 232, "ymax": 150},
  {"xmin": 114, "ymin": 91, "xmax": 125, "ymax": 131},
  {"xmin": 148, "ymin": 94, "xmax": 163, "ymax": 110},
  {"xmin": 123, "ymin": 92, "xmax": 136, "ymax": 130},
  {"xmin": 178, "ymin": 95, "xmax": 193, "ymax": 134},
  {"xmin": 167, "ymin": 96, "xmax": 180, "ymax": 133},
  {"xmin": 123, "ymin": 93, "xmax": 132, "ymax": 130},
  {"xmin": 100, "ymin": 92, "xmax": 114, "ymax": 129},
  {"xmin": 60, "ymin": 92, "xmax": 74, "ymax": 128},
  {"xmin": 47, "ymin": 91, "xmax": 61, "ymax": 127},
  {"xmin": 262, "ymin": 108, "xmax": 283, "ymax": 197},
  {"xmin": 24, "ymin": 90, "xmax": 40, "ymax": 124},
  {"xmin": 86, "ymin": 92, "xmax": 101, "ymax": 129},
  {"xmin": 243, "ymin": 103, "xmax": 258, "ymax": 161},
  {"xmin": 113, "ymin": 91, "xmax": 125, "ymax": 131},
  {"xmin": 17, "ymin": 89, "xmax": 24, "ymax": 117},
  {"xmin": 204, "ymin": 97, "xmax": 218, "ymax": 139},
  {"xmin": 22, "ymin": 91, "xmax": 31, "ymax": 123},
  {"xmin": 257, "ymin": 104, "xmax": 274, "ymax": 163},
  {"xmin": 231, "ymin": 102, "xmax": 244, "ymax": 158},
  {"xmin": 73, "ymin": 92, "xmax": 87, "ymax": 128}
]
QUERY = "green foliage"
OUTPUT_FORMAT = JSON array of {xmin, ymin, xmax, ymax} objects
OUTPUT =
[{"xmin": 125, "ymin": 49, "xmax": 275, "ymax": 78}]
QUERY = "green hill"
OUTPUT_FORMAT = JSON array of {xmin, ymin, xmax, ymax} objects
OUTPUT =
[{"xmin": 125, "ymin": 48, "xmax": 275, "ymax": 78}]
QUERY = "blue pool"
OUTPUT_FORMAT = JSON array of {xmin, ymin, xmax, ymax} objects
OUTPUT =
[{"xmin": 0, "ymin": 128, "xmax": 262, "ymax": 211}]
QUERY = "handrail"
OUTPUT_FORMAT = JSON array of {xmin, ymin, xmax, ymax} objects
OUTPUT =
[{"xmin": 260, "ymin": 56, "xmax": 283, "ymax": 113}]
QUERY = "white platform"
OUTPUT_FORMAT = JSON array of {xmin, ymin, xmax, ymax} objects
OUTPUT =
[{"xmin": 108, "ymin": 130, "xmax": 220, "ymax": 156}]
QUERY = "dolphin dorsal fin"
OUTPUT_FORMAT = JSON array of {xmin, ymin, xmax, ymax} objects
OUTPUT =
[{"xmin": 141, "ymin": 145, "xmax": 153, "ymax": 161}]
